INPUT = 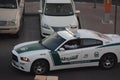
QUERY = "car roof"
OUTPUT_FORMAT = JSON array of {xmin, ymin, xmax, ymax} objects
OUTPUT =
[
  {"xmin": 57, "ymin": 29, "xmax": 110, "ymax": 41},
  {"xmin": 77, "ymin": 29, "xmax": 101, "ymax": 39},
  {"xmin": 46, "ymin": 0, "xmax": 71, "ymax": 3}
]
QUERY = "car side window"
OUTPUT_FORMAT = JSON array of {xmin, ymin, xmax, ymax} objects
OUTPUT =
[
  {"xmin": 80, "ymin": 39, "xmax": 103, "ymax": 48},
  {"xmin": 62, "ymin": 39, "xmax": 80, "ymax": 50}
]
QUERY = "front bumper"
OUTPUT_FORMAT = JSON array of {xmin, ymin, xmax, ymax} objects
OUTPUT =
[
  {"xmin": 11, "ymin": 50, "xmax": 31, "ymax": 72},
  {"xmin": 0, "ymin": 25, "xmax": 19, "ymax": 34}
]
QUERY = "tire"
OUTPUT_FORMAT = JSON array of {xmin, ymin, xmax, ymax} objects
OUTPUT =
[
  {"xmin": 99, "ymin": 54, "xmax": 117, "ymax": 69},
  {"xmin": 31, "ymin": 60, "xmax": 49, "ymax": 74}
]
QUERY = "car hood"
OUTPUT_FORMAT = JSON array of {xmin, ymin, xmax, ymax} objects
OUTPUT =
[
  {"xmin": 42, "ymin": 15, "xmax": 78, "ymax": 26},
  {"xmin": 0, "ymin": 9, "xmax": 18, "ymax": 20},
  {"xmin": 14, "ymin": 41, "xmax": 48, "ymax": 54}
]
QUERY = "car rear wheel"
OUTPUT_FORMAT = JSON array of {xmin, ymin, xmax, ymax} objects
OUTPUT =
[
  {"xmin": 99, "ymin": 54, "xmax": 117, "ymax": 69},
  {"xmin": 31, "ymin": 60, "xmax": 49, "ymax": 74}
]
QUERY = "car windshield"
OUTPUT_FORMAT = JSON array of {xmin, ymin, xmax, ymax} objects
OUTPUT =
[
  {"xmin": 44, "ymin": 3, "xmax": 74, "ymax": 16},
  {"xmin": 42, "ymin": 33, "xmax": 66, "ymax": 50},
  {"xmin": 0, "ymin": 0, "xmax": 17, "ymax": 9}
]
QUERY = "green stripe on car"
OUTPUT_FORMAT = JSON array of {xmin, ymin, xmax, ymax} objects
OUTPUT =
[
  {"xmin": 50, "ymin": 51, "xmax": 62, "ymax": 65},
  {"xmin": 98, "ymin": 43, "xmax": 120, "ymax": 48}
]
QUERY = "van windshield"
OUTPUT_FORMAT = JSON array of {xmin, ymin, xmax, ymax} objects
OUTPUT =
[
  {"xmin": 0, "ymin": 0, "xmax": 17, "ymax": 9},
  {"xmin": 44, "ymin": 3, "xmax": 74, "ymax": 16}
]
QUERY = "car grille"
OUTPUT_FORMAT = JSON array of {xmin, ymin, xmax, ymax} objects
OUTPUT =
[
  {"xmin": 0, "ymin": 21, "xmax": 7, "ymax": 26},
  {"xmin": 52, "ymin": 27, "xmax": 66, "ymax": 32},
  {"xmin": 12, "ymin": 54, "xmax": 18, "ymax": 62}
]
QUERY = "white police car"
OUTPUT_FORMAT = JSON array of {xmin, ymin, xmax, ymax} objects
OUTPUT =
[{"xmin": 12, "ymin": 29, "xmax": 120, "ymax": 74}]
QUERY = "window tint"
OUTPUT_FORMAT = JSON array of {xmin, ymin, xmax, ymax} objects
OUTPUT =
[
  {"xmin": 44, "ymin": 3, "xmax": 74, "ymax": 16},
  {"xmin": 62, "ymin": 39, "xmax": 80, "ymax": 50},
  {"xmin": 81, "ymin": 39, "xmax": 103, "ymax": 48},
  {"xmin": 0, "ymin": 0, "xmax": 17, "ymax": 8}
]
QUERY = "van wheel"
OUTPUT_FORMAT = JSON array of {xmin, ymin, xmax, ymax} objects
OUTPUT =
[
  {"xmin": 99, "ymin": 54, "xmax": 117, "ymax": 69},
  {"xmin": 31, "ymin": 60, "xmax": 49, "ymax": 74}
]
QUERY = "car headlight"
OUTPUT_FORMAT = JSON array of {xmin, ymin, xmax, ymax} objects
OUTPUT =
[
  {"xmin": 7, "ymin": 19, "xmax": 16, "ymax": 26},
  {"xmin": 21, "ymin": 57, "xmax": 30, "ymax": 62},
  {"xmin": 42, "ymin": 24, "xmax": 51, "ymax": 29}
]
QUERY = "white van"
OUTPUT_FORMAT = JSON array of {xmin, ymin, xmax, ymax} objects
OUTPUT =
[
  {"xmin": 0, "ymin": 0, "xmax": 25, "ymax": 37},
  {"xmin": 39, "ymin": 0, "xmax": 80, "ymax": 37}
]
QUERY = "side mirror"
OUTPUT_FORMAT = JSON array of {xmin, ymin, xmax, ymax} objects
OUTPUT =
[
  {"xmin": 75, "ymin": 10, "xmax": 80, "ymax": 14},
  {"xmin": 59, "ymin": 48, "xmax": 65, "ymax": 51},
  {"xmin": 38, "ymin": 10, "xmax": 43, "ymax": 14}
]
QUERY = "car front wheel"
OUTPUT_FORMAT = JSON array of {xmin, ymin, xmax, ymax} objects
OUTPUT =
[{"xmin": 31, "ymin": 60, "xmax": 49, "ymax": 74}]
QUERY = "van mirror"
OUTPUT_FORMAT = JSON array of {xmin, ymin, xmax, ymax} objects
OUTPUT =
[
  {"xmin": 75, "ymin": 10, "xmax": 80, "ymax": 14},
  {"xmin": 38, "ymin": 10, "xmax": 43, "ymax": 14}
]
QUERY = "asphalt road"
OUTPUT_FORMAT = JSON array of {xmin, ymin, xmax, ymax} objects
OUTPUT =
[{"xmin": 0, "ymin": 1, "xmax": 120, "ymax": 80}]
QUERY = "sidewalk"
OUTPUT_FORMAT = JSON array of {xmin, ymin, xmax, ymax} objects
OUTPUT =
[{"xmin": 25, "ymin": 2, "xmax": 120, "ymax": 34}]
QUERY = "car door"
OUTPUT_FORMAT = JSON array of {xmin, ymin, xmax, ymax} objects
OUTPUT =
[
  {"xmin": 55, "ymin": 39, "xmax": 83, "ymax": 68},
  {"xmin": 79, "ymin": 39, "xmax": 103, "ymax": 67}
]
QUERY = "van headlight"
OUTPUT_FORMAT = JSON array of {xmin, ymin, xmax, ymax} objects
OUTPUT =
[
  {"xmin": 42, "ymin": 24, "xmax": 51, "ymax": 29},
  {"xmin": 7, "ymin": 19, "xmax": 16, "ymax": 26}
]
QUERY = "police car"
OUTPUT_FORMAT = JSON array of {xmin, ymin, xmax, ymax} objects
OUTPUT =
[{"xmin": 12, "ymin": 29, "xmax": 120, "ymax": 74}]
